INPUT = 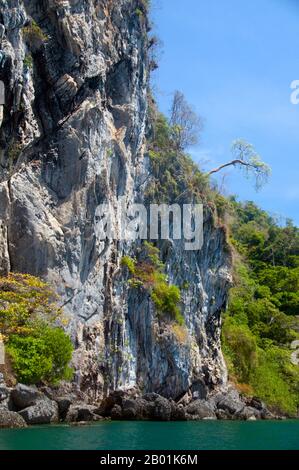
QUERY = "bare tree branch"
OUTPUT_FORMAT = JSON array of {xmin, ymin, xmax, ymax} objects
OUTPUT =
[{"xmin": 208, "ymin": 159, "xmax": 255, "ymax": 175}]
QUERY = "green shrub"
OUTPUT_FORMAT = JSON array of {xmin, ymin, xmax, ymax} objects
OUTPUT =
[
  {"xmin": 213, "ymin": 193, "xmax": 232, "ymax": 219},
  {"xmin": 106, "ymin": 148, "xmax": 113, "ymax": 158},
  {"xmin": 256, "ymin": 266, "xmax": 299, "ymax": 315},
  {"xmin": 121, "ymin": 256, "xmax": 136, "ymax": 274},
  {"xmin": 41, "ymin": 326, "xmax": 73, "ymax": 382},
  {"xmin": 7, "ymin": 326, "xmax": 73, "ymax": 385},
  {"xmin": 151, "ymin": 281, "xmax": 183, "ymax": 325},
  {"xmin": 7, "ymin": 335, "xmax": 52, "ymax": 384}
]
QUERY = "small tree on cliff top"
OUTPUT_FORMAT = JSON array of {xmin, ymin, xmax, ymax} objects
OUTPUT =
[
  {"xmin": 169, "ymin": 90, "xmax": 203, "ymax": 151},
  {"xmin": 208, "ymin": 139, "xmax": 271, "ymax": 191}
]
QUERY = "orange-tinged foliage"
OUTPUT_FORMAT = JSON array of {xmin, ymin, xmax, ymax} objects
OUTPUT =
[
  {"xmin": 0, "ymin": 273, "xmax": 63, "ymax": 339},
  {"xmin": 172, "ymin": 324, "xmax": 188, "ymax": 344}
]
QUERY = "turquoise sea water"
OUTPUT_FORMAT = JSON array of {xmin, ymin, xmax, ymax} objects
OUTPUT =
[{"xmin": 0, "ymin": 420, "xmax": 298, "ymax": 450}]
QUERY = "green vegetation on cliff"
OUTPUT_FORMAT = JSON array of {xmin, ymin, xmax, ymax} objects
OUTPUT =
[
  {"xmin": 23, "ymin": 19, "xmax": 48, "ymax": 47},
  {"xmin": 0, "ymin": 274, "xmax": 73, "ymax": 385},
  {"xmin": 221, "ymin": 200, "xmax": 299, "ymax": 414},
  {"xmin": 146, "ymin": 113, "xmax": 209, "ymax": 204},
  {"xmin": 122, "ymin": 242, "xmax": 183, "ymax": 325}
]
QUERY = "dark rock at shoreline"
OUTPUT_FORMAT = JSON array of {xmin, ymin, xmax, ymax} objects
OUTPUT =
[
  {"xmin": 170, "ymin": 402, "xmax": 187, "ymax": 421},
  {"xmin": 19, "ymin": 399, "xmax": 59, "ymax": 425},
  {"xmin": 110, "ymin": 397, "xmax": 156, "ymax": 421},
  {"xmin": 186, "ymin": 399, "xmax": 216, "ymax": 419},
  {"xmin": 121, "ymin": 402, "xmax": 136, "ymax": 420},
  {"xmin": 101, "ymin": 387, "xmax": 279, "ymax": 422},
  {"xmin": 215, "ymin": 408, "xmax": 231, "ymax": 420},
  {"xmin": 0, "ymin": 380, "xmax": 281, "ymax": 426},
  {"xmin": 11, "ymin": 384, "xmax": 42, "ymax": 410},
  {"xmin": 248, "ymin": 397, "xmax": 266, "ymax": 411},
  {"xmin": 56, "ymin": 397, "xmax": 72, "ymax": 421},
  {"xmin": 111, "ymin": 404, "xmax": 123, "ymax": 420},
  {"xmin": 0, "ymin": 409, "xmax": 27, "ymax": 428},
  {"xmin": 261, "ymin": 409, "xmax": 275, "ymax": 420},
  {"xmin": 235, "ymin": 406, "xmax": 261, "ymax": 420},
  {"xmin": 141, "ymin": 398, "xmax": 156, "ymax": 419},
  {"xmin": 214, "ymin": 389, "xmax": 244, "ymax": 416},
  {"xmin": 96, "ymin": 390, "xmax": 126, "ymax": 417},
  {"xmin": 122, "ymin": 399, "xmax": 140, "ymax": 420},
  {"xmin": 245, "ymin": 397, "xmax": 275, "ymax": 419},
  {"xmin": 153, "ymin": 396, "xmax": 172, "ymax": 421},
  {"xmin": 66, "ymin": 403, "xmax": 101, "ymax": 423}
]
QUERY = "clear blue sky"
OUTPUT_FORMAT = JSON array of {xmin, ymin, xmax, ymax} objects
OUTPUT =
[{"xmin": 152, "ymin": 0, "xmax": 299, "ymax": 225}]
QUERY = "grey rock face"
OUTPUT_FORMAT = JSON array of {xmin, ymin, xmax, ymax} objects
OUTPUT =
[
  {"xmin": 0, "ymin": 384, "xmax": 13, "ymax": 409},
  {"xmin": 0, "ymin": 409, "xmax": 27, "ymax": 428},
  {"xmin": 11, "ymin": 384, "xmax": 41, "ymax": 410},
  {"xmin": 18, "ymin": 399, "xmax": 59, "ymax": 425},
  {"xmin": 191, "ymin": 379, "xmax": 208, "ymax": 400},
  {"xmin": 0, "ymin": 0, "xmax": 232, "ymax": 401},
  {"xmin": 0, "ymin": 385, "xmax": 9, "ymax": 402}
]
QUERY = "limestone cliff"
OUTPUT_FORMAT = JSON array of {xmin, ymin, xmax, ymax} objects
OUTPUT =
[{"xmin": 0, "ymin": 0, "xmax": 231, "ymax": 400}]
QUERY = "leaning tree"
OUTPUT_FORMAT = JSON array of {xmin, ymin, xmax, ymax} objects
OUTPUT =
[{"xmin": 208, "ymin": 139, "xmax": 271, "ymax": 190}]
